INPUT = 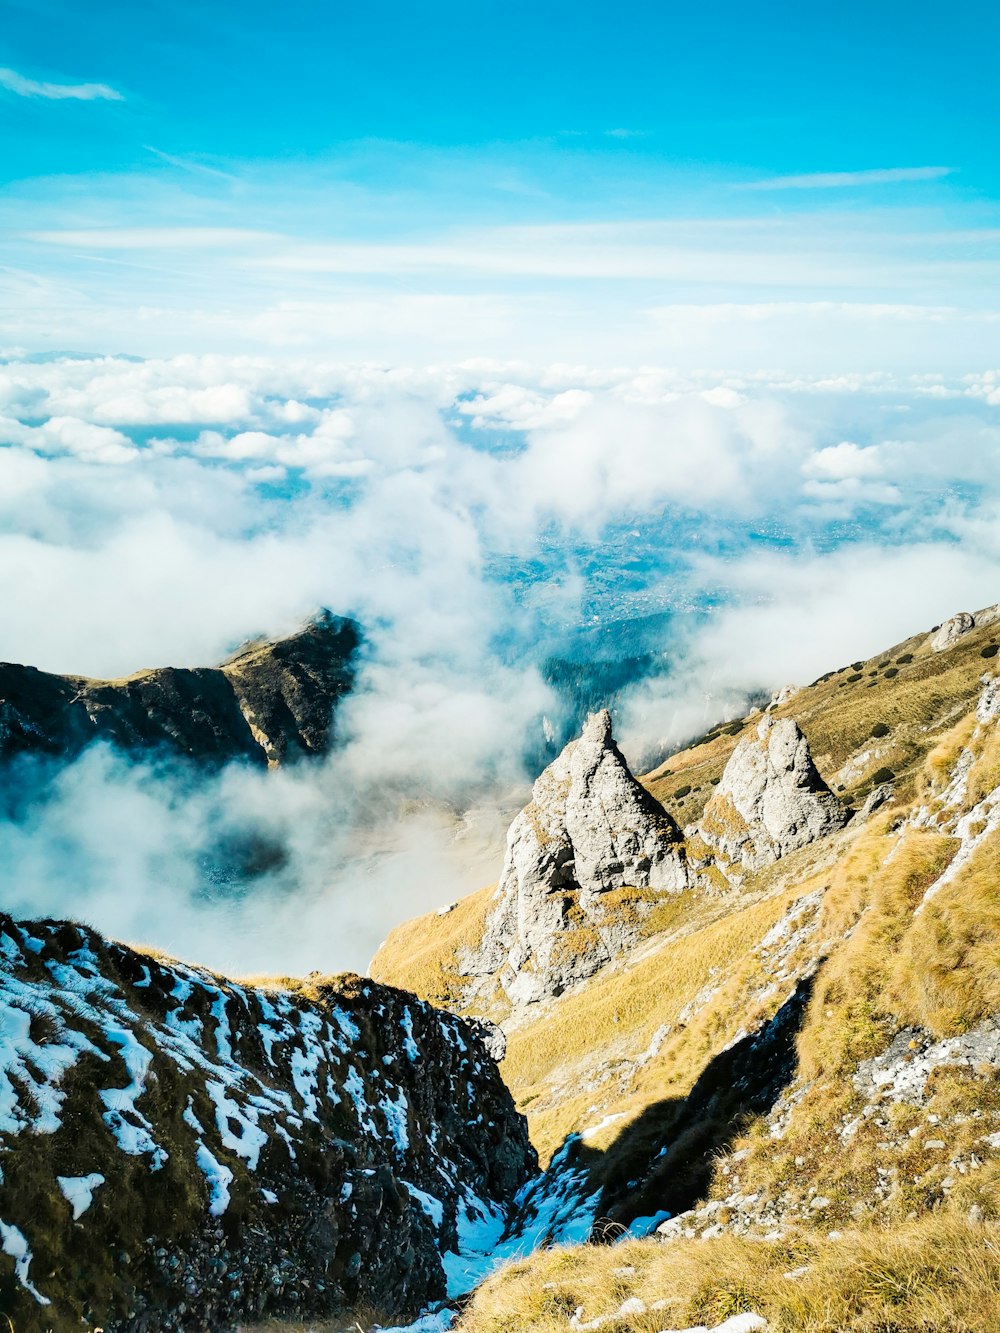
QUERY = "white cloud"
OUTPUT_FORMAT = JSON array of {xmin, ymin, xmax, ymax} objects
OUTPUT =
[
  {"xmin": 0, "ymin": 66, "xmax": 122, "ymax": 101},
  {"xmin": 26, "ymin": 228, "xmax": 279, "ymax": 248},
  {"xmin": 457, "ymin": 385, "xmax": 593, "ymax": 431},
  {"xmin": 800, "ymin": 477, "xmax": 902, "ymax": 507},
  {"xmin": 741, "ymin": 166, "xmax": 954, "ymax": 190},
  {"xmin": 804, "ymin": 441, "xmax": 885, "ymax": 480},
  {"xmin": 619, "ymin": 539, "xmax": 1000, "ymax": 762},
  {"xmin": 1, "ymin": 352, "xmax": 999, "ymax": 973}
]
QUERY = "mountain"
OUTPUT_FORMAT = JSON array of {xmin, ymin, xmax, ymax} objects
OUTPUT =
[
  {"xmin": 4, "ymin": 601, "xmax": 1000, "ymax": 1333},
  {"xmin": 370, "ymin": 602, "xmax": 1000, "ymax": 1333},
  {"xmin": 0, "ymin": 611, "xmax": 359, "ymax": 768},
  {"xmin": 0, "ymin": 914, "xmax": 533, "ymax": 1331}
]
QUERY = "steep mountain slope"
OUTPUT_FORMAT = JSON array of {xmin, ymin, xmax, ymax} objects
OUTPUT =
[
  {"xmin": 0, "ymin": 610, "xmax": 359, "ymax": 768},
  {"xmin": 0, "ymin": 916, "xmax": 533, "ymax": 1331},
  {"xmin": 371, "ymin": 604, "xmax": 1000, "ymax": 1332}
]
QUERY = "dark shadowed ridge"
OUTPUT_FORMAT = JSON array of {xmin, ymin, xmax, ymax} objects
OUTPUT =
[{"xmin": 0, "ymin": 610, "xmax": 360, "ymax": 768}]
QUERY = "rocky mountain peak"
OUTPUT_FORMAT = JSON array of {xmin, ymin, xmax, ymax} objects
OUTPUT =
[
  {"xmin": 460, "ymin": 710, "xmax": 688, "ymax": 1005},
  {"xmin": 696, "ymin": 714, "xmax": 849, "ymax": 879}
]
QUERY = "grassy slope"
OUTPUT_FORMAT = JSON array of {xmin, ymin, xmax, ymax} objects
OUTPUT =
[
  {"xmin": 454, "ymin": 1215, "xmax": 1000, "ymax": 1333},
  {"xmin": 371, "ymin": 609, "xmax": 1000, "ymax": 1331},
  {"xmin": 374, "ymin": 611, "xmax": 999, "ymax": 992},
  {"xmin": 455, "ymin": 782, "xmax": 1000, "ymax": 1331},
  {"xmin": 372, "ymin": 609, "xmax": 1000, "ymax": 1157}
]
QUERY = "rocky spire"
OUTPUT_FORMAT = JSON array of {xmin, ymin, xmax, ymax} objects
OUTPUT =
[
  {"xmin": 461, "ymin": 710, "xmax": 688, "ymax": 1005},
  {"xmin": 697, "ymin": 714, "xmax": 848, "ymax": 880}
]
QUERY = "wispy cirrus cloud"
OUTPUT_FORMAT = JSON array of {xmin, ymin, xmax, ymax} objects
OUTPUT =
[
  {"xmin": 741, "ymin": 165, "xmax": 954, "ymax": 190},
  {"xmin": 0, "ymin": 66, "xmax": 123, "ymax": 101},
  {"xmin": 24, "ymin": 227, "xmax": 281, "ymax": 248},
  {"xmin": 143, "ymin": 146, "xmax": 240, "ymax": 182}
]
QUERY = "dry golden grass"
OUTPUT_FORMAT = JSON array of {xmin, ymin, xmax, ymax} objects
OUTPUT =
[
  {"xmin": 500, "ymin": 878, "xmax": 821, "ymax": 1165},
  {"xmin": 642, "ymin": 729, "xmax": 742, "ymax": 822},
  {"xmin": 642, "ymin": 616, "xmax": 995, "ymax": 822},
  {"xmin": 967, "ymin": 727, "xmax": 1000, "ymax": 806},
  {"xmin": 890, "ymin": 832, "xmax": 1000, "ymax": 1036},
  {"xmin": 453, "ymin": 1215, "xmax": 1000, "ymax": 1332},
  {"xmin": 797, "ymin": 825, "xmax": 960, "ymax": 1080},
  {"xmin": 923, "ymin": 714, "xmax": 978, "ymax": 793},
  {"xmin": 369, "ymin": 884, "xmax": 497, "ymax": 1008}
]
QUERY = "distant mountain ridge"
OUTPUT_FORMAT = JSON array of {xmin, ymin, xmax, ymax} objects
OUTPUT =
[{"xmin": 0, "ymin": 611, "xmax": 360, "ymax": 768}]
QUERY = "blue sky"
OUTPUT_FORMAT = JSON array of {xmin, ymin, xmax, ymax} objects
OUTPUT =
[
  {"xmin": 2, "ymin": 0, "xmax": 999, "ymax": 366},
  {"xmin": 3, "ymin": 0, "xmax": 998, "ymax": 182}
]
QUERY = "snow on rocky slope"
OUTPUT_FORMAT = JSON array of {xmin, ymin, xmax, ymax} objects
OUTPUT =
[{"xmin": 0, "ymin": 914, "xmax": 534, "ymax": 1331}]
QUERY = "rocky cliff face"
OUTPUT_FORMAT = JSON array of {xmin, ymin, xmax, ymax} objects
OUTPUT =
[
  {"xmin": 460, "ymin": 710, "xmax": 688, "ymax": 1006},
  {"xmin": 0, "ymin": 611, "xmax": 359, "ymax": 768},
  {"xmin": 695, "ymin": 715, "xmax": 849, "ymax": 881},
  {"xmin": 0, "ymin": 914, "xmax": 534, "ymax": 1331}
]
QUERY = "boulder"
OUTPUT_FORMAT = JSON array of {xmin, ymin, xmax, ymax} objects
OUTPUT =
[
  {"xmin": 768, "ymin": 684, "xmax": 800, "ymax": 709},
  {"xmin": 461, "ymin": 710, "xmax": 687, "ymax": 1004},
  {"xmin": 697, "ymin": 716, "xmax": 848, "ymax": 879},
  {"xmin": 929, "ymin": 612, "xmax": 975, "ymax": 652}
]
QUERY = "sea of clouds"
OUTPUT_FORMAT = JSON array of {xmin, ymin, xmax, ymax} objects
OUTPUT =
[{"xmin": 1, "ymin": 352, "xmax": 999, "ymax": 974}]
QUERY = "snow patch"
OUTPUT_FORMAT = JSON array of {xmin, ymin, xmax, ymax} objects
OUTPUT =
[
  {"xmin": 0, "ymin": 1220, "xmax": 50, "ymax": 1306},
  {"xmin": 196, "ymin": 1143, "xmax": 234, "ymax": 1216},
  {"xmin": 56, "ymin": 1173, "xmax": 105, "ymax": 1219}
]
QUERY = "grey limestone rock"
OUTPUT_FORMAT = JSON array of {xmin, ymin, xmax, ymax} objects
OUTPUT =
[
  {"xmin": 461, "ymin": 710, "xmax": 687, "ymax": 1004},
  {"xmin": 859, "ymin": 783, "xmax": 894, "ymax": 821},
  {"xmin": 929, "ymin": 611, "xmax": 975, "ymax": 652},
  {"xmin": 976, "ymin": 673, "xmax": 1000, "ymax": 724},
  {"xmin": 697, "ymin": 715, "xmax": 848, "ymax": 879},
  {"xmin": 768, "ymin": 683, "xmax": 800, "ymax": 709},
  {"xmin": 853, "ymin": 1018, "xmax": 1000, "ymax": 1105}
]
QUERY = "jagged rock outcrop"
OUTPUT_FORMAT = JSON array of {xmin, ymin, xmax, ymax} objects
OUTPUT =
[
  {"xmin": 929, "ymin": 611, "xmax": 975, "ymax": 652},
  {"xmin": 768, "ymin": 684, "xmax": 799, "ymax": 709},
  {"xmin": 460, "ymin": 710, "xmax": 688, "ymax": 1005},
  {"xmin": 0, "ymin": 914, "xmax": 534, "ymax": 1331},
  {"xmin": 0, "ymin": 610, "xmax": 358, "ymax": 768},
  {"xmin": 696, "ymin": 715, "xmax": 848, "ymax": 879},
  {"xmin": 977, "ymin": 671, "xmax": 1000, "ymax": 723},
  {"xmin": 859, "ymin": 781, "xmax": 894, "ymax": 821}
]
